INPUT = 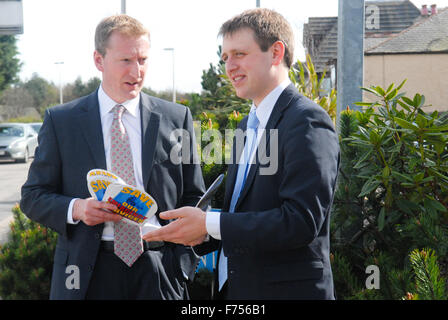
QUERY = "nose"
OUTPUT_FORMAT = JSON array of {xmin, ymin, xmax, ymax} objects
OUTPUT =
[
  {"xmin": 129, "ymin": 61, "xmax": 142, "ymax": 79},
  {"xmin": 225, "ymin": 57, "xmax": 238, "ymax": 76}
]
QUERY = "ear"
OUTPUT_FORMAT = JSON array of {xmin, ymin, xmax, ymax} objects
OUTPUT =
[
  {"xmin": 93, "ymin": 50, "xmax": 105, "ymax": 72},
  {"xmin": 271, "ymin": 40, "xmax": 286, "ymax": 66}
]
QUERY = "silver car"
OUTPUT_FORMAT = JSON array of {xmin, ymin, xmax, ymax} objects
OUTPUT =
[
  {"xmin": 0, "ymin": 123, "xmax": 38, "ymax": 163},
  {"xmin": 29, "ymin": 122, "xmax": 43, "ymax": 134}
]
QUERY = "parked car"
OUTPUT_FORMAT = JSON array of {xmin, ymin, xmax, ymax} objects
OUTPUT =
[
  {"xmin": 0, "ymin": 123, "xmax": 38, "ymax": 163},
  {"xmin": 29, "ymin": 122, "xmax": 43, "ymax": 134}
]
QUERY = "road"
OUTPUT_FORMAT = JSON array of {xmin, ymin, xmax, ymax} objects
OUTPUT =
[{"xmin": 0, "ymin": 160, "xmax": 31, "ymax": 244}]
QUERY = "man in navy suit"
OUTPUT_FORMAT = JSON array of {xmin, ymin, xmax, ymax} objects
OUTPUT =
[
  {"xmin": 20, "ymin": 15, "xmax": 205, "ymax": 299},
  {"xmin": 143, "ymin": 8, "xmax": 340, "ymax": 300}
]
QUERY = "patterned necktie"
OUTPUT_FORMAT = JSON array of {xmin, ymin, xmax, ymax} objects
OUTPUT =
[
  {"xmin": 110, "ymin": 104, "xmax": 143, "ymax": 267},
  {"xmin": 218, "ymin": 110, "xmax": 259, "ymax": 290}
]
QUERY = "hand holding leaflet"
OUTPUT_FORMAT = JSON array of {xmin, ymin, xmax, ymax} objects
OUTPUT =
[
  {"xmin": 86, "ymin": 169, "xmax": 158, "ymax": 226},
  {"xmin": 141, "ymin": 174, "xmax": 224, "ymax": 246},
  {"xmin": 103, "ymin": 183, "xmax": 158, "ymax": 226}
]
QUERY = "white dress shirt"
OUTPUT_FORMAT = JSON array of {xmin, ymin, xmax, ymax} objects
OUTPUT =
[
  {"xmin": 205, "ymin": 79, "xmax": 291, "ymax": 240},
  {"xmin": 67, "ymin": 84, "xmax": 161, "ymax": 239}
]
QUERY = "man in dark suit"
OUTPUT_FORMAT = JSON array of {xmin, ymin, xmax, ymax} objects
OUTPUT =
[
  {"xmin": 20, "ymin": 14, "xmax": 205, "ymax": 300},
  {"xmin": 143, "ymin": 8, "xmax": 340, "ymax": 300}
]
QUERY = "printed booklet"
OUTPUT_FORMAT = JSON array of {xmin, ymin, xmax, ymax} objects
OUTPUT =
[{"xmin": 86, "ymin": 169, "xmax": 158, "ymax": 226}]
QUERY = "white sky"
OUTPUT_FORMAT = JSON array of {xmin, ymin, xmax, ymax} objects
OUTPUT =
[{"xmin": 15, "ymin": 0, "xmax": 448, "ymax": 93}]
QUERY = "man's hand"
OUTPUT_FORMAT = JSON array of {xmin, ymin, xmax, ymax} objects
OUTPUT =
[
  {"xmin": 72, "ymin": 197, "xmax": 121, "ymax": 226},
  {"xmin": 142, "ymin": 207, "xmax": 207, "ymax": 246}
]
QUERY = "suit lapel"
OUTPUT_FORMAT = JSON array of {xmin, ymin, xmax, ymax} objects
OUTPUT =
[
  {"xmin": 140, "ymin": 94, "xmax": 161, "ymax": 191},
  {"xmin": 233, "ymin": 84, "xmax": 297, "ymax": 210},
  {"xmin": 76, "ymin": 90, "xmax": 107, "ymax": 169}
]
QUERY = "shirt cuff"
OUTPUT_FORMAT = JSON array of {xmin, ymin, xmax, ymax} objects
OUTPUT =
[
  {"xmin": 67, "ymin": 198, "xmax": 80, "ymax": 224},
  {"xmin": 206, "ymin": 211, "xmax": 221, "ymax": 240}
]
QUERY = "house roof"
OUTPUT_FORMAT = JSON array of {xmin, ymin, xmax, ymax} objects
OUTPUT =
[
  {"xmin": 365, "ymin": 0, "xmax": 422, "ymax": 36},
  {"xmin": 366, "ymin": 7, "xmax": 448, "ymax": 54},
  {"xmin": 303, "ymin": 0, "xmax": 422, "ymax": 72}
]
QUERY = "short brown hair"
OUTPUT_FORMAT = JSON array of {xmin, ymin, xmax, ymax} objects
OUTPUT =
[
  {"xmin": 219, "ymin": 8, "xmax": 294, "ymax": 68},
  {"xmin": 95, "ymin": 14, "xmax": 150, "ymax": 56}
]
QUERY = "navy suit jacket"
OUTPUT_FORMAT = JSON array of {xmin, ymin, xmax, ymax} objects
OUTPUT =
[
  {"xmin": 195, "ymin": 84, "xmax": 340, "ymax": 299},
  {"xmin": 20, "ymin": 90, "xmax": 205, "ymax": 299}
]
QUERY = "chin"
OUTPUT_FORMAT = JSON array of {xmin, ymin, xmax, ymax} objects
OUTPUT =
[
  {"xmin": 125, "ymin": 90, "xmax": 140, "ymax": 100},
  {"xmin": 235, "ymin": 90, "xmax": 250, "ymax": 101},
  {"xmin": 234, "ymin": 87, "xmax": 246, "ymax": 98}
]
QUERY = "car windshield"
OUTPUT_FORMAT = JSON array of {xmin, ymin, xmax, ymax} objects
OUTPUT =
[
  {"xmin": 0, "ymin": 126, "xmax": 24, "ymax": 137},
  {"xmin": 30, "ymin": 124, "xmax": 42, "ymax": 133}
]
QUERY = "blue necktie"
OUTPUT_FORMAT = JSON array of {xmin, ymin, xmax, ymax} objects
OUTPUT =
[{"xmin": 219, "ymin": 110, "xmax": 259, "ymax": 290}]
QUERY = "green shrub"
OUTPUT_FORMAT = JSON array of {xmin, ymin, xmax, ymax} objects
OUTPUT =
[
  {"xmin": 0, "ymin": 205, "xmax": 57, "ymax": 299},
  {"xmin": 290, "ymin": 54, "xmax": 337, "ymax": 123},
  {"xmin": 5, "ymin": 116, "xmax": 42, "ymax": 123},
  {"xmin": 331, "ymin": 80, "xmax": 448, "ymax": 299}
]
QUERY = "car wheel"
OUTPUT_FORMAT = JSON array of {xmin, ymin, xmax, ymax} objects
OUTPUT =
[{"xmin": 16, "ymin": 148, "xmax": 29, "ymax": 163}]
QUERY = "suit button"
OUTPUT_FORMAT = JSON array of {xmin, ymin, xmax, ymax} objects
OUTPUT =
[
  {"xmin": 229, "ymin": 270, "xmax": 235, "ymax": 275},
  {"xmin": 94, "ymin": 233, "xmax": 100, "ymax": 239}
]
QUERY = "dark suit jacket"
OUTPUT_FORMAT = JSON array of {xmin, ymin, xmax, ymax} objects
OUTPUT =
[
  {"xmin": 195, "ymin": 84, "xmax": 340, "ymax": 299},
  {"xmin": 20, "ymin": 90, "xmax": 205, "ymax": 299}
]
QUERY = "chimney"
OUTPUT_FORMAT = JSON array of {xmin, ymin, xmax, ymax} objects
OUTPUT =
[
  {"xmin": 431, "ymin": 4, "xmax": 437, "ymax": 15},
  {"xmin": 421, "ymin": 4, "xmax": 428, "ymax": 16}
]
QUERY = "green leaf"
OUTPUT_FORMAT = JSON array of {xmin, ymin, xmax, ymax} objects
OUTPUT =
[
  {"xmin": 369, "ymin": 129, "xmax": 380, "ymax": 144},
  {"xmin": 397, "ymin": 100, "xmax": 411, "ymax": 112},
  {"xmin": 424, "ymin": 199, "xmax": 447, "ymax": 213},
  {"xmin": 355, "ymin": 102, "xmax": 378, "ymax": 107},
  {"xmin": 353, "ymin": 150, "xmax": 373, "ymax": 169},
  {"xmin": 416, "ymin": 114, "xmax": 428, "ymax": 128},
  {"xmin": 391, "ymin": 170, "xmax": 413, "ymax": 182},
  {"xmin": 386, "ymin": 83, "xmax": 394, "ymax": 94},
  {"xmin": 394, "ymin": 117, "xmax": 419, "ymax": 131},
  {"xmin": 359, "ymin": 177, "xmax": 381, "ymax": 197},
  {"xmin": 376, "ymin": 86, "xmax": 386, "ymax": 97},
  {"xmin": 396, "ymin": 79, "xmax": 407, "ymax": 92},
  {"xmin": 361, "ymin": 87, "xmax": 386, "ymax": 99},
  {"xmin": 402, "ymin": 96, "xmax": 415, "ymax": 107},
  {"xmin": 385, "ymin": 88, "xmax": 398, "ymax": 101}
]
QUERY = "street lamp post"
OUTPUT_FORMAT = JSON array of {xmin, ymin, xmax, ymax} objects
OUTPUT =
[
  {"xmin": 54, "ymin": 62, "xmax": 64, "ymax": 104},
  {"xmin": 121, "ymin": 0, "xmax": 126, "ymax": 14},
  {"xmin": 164, "ymin": 48, "xmax": 176, "ymax": 103}
]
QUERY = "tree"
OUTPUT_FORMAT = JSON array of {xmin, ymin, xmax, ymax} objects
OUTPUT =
[
  {"xmin": 63, "ymin": 76, "xmax": 101, "ymax": 102},
  {"xmin": 0, "ymin": 35, "xmax": 21, "ymax": 92},
  {"xmin": 22, "ymin": 73, "xmax": 59, "ymax": 114},
  {"xmin": 0, "ymin": 86, "xmax": 35, "ymax": 119},
  {"xmin": 190, "ymin": 46, "xmax": 251, "ymax": 128}
]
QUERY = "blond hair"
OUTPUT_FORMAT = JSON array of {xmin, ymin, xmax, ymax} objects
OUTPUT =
[{"xmin": 95, "ymin": 14, "xmax": 150, "ymax": 56}]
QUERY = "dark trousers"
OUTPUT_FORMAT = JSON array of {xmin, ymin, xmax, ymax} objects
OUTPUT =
[
  {"xmin": 214, "ymin": 281, "xmax": 228, "ymax": 300},
  {"xmin": 86, "ymin": 242, "xmax": 185, "ymax": 300}
]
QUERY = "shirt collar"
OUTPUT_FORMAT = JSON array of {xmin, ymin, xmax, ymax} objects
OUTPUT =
[
  {"xmin": 251, "ymin": 78, "xmax": 291, "ymax": 129},
  {"xmin": 98, "ymin": 84, "xmax": 140, "ymax": 118}
]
